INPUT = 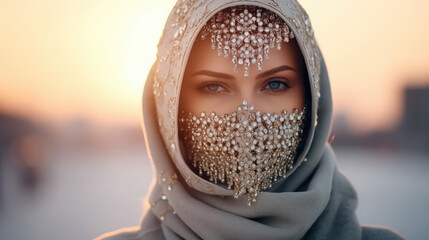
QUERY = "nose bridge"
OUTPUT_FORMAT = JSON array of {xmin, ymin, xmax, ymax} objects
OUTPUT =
[{"xmin": 236, "ymin": 77, "xmax": 256, "ymax": 107}]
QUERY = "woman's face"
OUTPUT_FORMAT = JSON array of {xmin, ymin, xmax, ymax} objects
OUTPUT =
[{"xmin": 179, "ymin": 37, "xmax": 307, "ymax": 115}]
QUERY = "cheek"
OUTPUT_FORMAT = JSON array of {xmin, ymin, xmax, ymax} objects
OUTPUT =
[
  {"xmin": 180, "ymin": 68, "xmax": 197, "ymax": 112},
  {"xmin": 179, "ymin": 87, "xmax": 212, "ymax": 114},
  {"xmin": 291, "ymin": 83, "xmax": 306, "ymax": 108},
  {"xmin": 256, "ymin": 84, "xmax": 306, "ymax": 113},
  {"xmin": 292, "ymin": 83, "xmax": 306, "ymax": 110},
  {"xmin": 179, "ymin": 79, "xmax": 199, "ymax": 113},
  {"xmin": 179, "ymin": 75, "xmax": 210, "ymax": 112},
  {"xmin": 179, "ymin": 81, "xmax": 236, "ymax": 115}
]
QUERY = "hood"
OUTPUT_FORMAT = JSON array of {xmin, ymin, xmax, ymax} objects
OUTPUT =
[{"xmin": 147, "ymin": 0, "xmax": 329, "ymax": 197}]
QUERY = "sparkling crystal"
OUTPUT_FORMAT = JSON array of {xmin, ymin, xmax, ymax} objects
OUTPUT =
[
  {"xmin": 200, "ymin": 6, "xmax": 295, "ymax": 77},
  {"xmin": 179, "ymin": 101, "xmax": 306, "ymax": 205},
  {"xmin": 161, "ymin": 194, "xmax": 167, "ymax": 201}
]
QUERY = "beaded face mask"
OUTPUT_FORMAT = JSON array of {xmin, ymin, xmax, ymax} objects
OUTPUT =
[
  {"xmin": 179, "ymin": 100, "xmax": 305, "ymax": 205},
  {"xmin": 200, "ymin": 6, "xmax": 295, "ymax": 77}
]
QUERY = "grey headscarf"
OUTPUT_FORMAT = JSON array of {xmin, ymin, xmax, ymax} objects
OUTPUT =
[{"xmin": 96, "ymin": 1, "xmax": 404, "ymax": 239}]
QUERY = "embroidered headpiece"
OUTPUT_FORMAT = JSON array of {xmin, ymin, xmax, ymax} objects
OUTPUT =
[{"xmin": 200, "ymin": 6, "xmax": 295, "ymax": 76}]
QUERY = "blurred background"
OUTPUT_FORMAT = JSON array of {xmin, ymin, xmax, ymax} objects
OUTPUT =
[{"xmin": 0, "ymin": 0, "xmax": 428, "ymax": 239}]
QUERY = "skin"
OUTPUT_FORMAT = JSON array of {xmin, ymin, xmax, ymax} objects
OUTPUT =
[
  {"xmin": 179, "ymin": 36, "xmax": 308, "ymax": 116},
  {"xmin": 178, "ymin": 36, "xmax": 308, "ymax": 165}
]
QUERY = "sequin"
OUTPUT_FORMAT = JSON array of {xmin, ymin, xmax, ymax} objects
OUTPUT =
[
  {"xmin": 200, "ymin": 6, "xmax": 295, "ymax": 77},
  {"xmin": 179, "ymin": 100, "xmax": 305, "ymax": 205}
]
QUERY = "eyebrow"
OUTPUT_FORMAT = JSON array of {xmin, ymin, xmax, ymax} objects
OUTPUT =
[
  {"xmin": 191, "ymin": 70, "xmax": 235, "ymax": 80},
  {"xmin": 190, "ymin": 65, "xmax": 296, "ymax": 80},
  {"xmin": 256, "ymin": 65, "xmax": 297, "ymax": 79}
]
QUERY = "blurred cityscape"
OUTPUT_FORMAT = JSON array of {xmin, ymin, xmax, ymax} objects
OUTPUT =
[
  {"xmin": 0, "ymin": 112, "xmax": 146, "ymax": 196},
  {"xmin": 332, "ymin": 84, "xmax": 429, "ymax": 152},
  {"xmin": 0, "ymin": 83, "xmax": 428, "ymax": 240}
]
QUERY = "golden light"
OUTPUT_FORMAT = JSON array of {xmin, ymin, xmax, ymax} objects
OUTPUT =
[
  {"xmin": 0, "ymin": 0, "xmax": 428, "ymax": 132},
  {"xmin": 0, "ymin": 0, "xmax": 177, "ymax": 126}
]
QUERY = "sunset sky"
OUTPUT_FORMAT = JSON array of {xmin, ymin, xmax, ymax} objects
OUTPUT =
[{"xmin": 1, "ymin": 0, "xmax": 428, "ymax": 133}]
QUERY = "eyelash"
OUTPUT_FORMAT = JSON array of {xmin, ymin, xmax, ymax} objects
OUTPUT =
[
  {"xmin": 199, "ymin": 78, "xmax": 291, "ymax": 95},
  {"xmin": 200, "ymin": 82, "xmax": 228, "ymax": 95}
]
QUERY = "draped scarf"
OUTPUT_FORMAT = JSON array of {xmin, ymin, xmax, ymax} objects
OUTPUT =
[{"xmin": 96, "ymin": 1, "xmax": 403, "ymax": 239}]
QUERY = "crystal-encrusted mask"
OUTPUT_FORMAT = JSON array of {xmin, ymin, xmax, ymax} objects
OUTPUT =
[
  {"xmin": 179, "ymin": 100, "xmax": 305, "ymax": 205},
  {"xmin": 200, "ymin": 5, "xmax": 295, "ymax": 77}
]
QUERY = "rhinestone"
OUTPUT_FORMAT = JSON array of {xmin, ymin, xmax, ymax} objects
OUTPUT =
[
  {"xmin": 200, "ymin": 6, "xmax": 295, "ymax": 77},
  {"xmin": 179, "ymin": 101, "xmax": 306, "ymax": 205}
]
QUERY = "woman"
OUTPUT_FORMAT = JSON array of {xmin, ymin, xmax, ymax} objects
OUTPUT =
[{"xmin": 97, "ymin": 1, "xmax": 403, "ymax": 239}]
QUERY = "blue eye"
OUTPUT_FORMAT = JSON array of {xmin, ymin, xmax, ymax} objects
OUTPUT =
[
  {"xmin": 268, "ymin": 81, "xmax": 282, "ymax": 89},
  {"xmin": 264, "ymin": 80, "xmax": 289, "ymax": 91}
]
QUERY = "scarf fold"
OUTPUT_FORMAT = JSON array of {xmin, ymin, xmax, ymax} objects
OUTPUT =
[{"xmin": 124, "ymin": 57, "xmax": 361, "ymax": 239}]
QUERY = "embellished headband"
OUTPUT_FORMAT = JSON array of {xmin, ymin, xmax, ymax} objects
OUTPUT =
[{"xmin": 200, "ymin": 6, "xmax": 295, "ymax": 76}]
